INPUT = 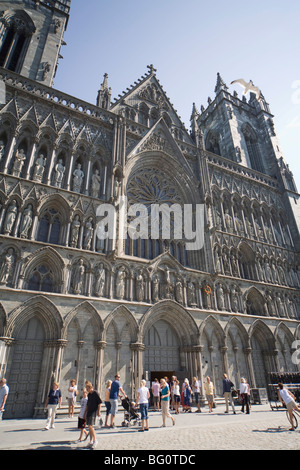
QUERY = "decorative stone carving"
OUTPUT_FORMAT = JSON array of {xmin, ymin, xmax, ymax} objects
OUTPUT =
[
  {"xmin": 53, "ymin": 159, "xmax": 65, "ymax": 188},
  {"xmin": 94, "ymin": 263, "xmax": 105, "ymax": 297},
  {"xmin": 216, "ymin": 283, "xmax": 225, "ymax": 310},
  {"xmin": 187, "ymin": 280, "xmax": 196, "ymax": 307},
  {"xmin": 72, "ymin": 258, "xmax": 85, "ymax": 295},
  {"xmin": 135, "ymin": 269, "xmax": 144, "ymax": 302},
  {"xmin": 91, "ymin": 169, "xmax": 101, "ymax": 198},
  {"xmin": 152, "ymin": 274, "xmax": 159, "ymax": 302},
  {"xmin": 116, "ymin": 266, "xmax": 126, "ymax": 300},
  {"xmin": 83, "ymin": 217, "xmax": 94, "ymax": 250},
  {"xmin": 20, "ymin": 204, "xmax": 33, "ymax": 239},
  {"xmin": 32, "ymin": 154, "xmax": 46, "ymax": 182},
  {"xmin": 73, "ymin": 163, "xmax": 84, "ymax": 193},
  {"xmin": 175, "ymin": 276, "xmax": 183, "ymax": 304},
  {"xmin": 12, "ymin": 149, "xmax": 26, "ymax": 177},
  {"xmin": 0, "ymin": 248, "xmax": 15, "ymax": 286},
  {"xmin": 3, "ymin": 200, "xmax": 18, "ymax": 235},
  {"xmin": 70, "ymin": 215, "xmax": 81, "ymax": 247}
]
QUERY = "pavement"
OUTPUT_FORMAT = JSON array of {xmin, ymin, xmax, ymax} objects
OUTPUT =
[{"xmin": 0, "ymin": 403, "xmax": 299, "ymax": 452}]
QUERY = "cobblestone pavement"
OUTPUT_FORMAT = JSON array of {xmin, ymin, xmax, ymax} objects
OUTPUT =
[{"xmin": 0, "ymin": 404, "xmax": 299, "ymax": 451}]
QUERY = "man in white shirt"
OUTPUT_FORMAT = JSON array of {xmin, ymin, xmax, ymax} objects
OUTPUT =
[
  {"xmin": 0, "ymin": 378, "xmax": 9, "ymax": 420},
  {"xmin": 278, "ymin": 382, "xmax": 300, "ymax": 431},
  {"xmin": 68, "ymin": 379, "xmax": 78, "ymax": 418},
  {"xmin": 192, "ymin": 377, "xmax": 202, "ymax": 413}
]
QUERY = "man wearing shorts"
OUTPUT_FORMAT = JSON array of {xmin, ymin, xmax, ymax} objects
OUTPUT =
[
  {"xmin": 278, "ymin": 382, "xmax": 300, "ymax": 431},
  {"xmin": 109, "ymin": 374, "xmax": 126, "ymax": 428},
  {"xmin": 84, "ymin": 382, "xmax": 102, "ymax": 448},
  {"xmin": 152, "ymin": 378, "xmax": 161, "ymax": 412}
]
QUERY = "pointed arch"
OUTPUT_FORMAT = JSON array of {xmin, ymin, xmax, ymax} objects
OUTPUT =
[
  {"xmin": 62, "ymin": 301, "xmax": 104, "ymax": 340},
  {"xmin": 103, "ymin": 305, "xmax": 138, "ymax": 343},
  {"xmin": 0, "ymin": 302, "xmax": 8, "ymax": 336},
  {"xmin": 139, "ymin": 300, "xmax": 199, "ymax": 346},
  {"xmin": 5, "ymin": 295, "xmax": 63, "ymax": 340},
  {"xmin": 199, "ymin": 314, "xmax": 226, "ymax": 347}
]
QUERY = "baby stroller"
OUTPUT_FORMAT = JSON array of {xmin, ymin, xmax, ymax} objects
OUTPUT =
[{"xmin": 121, "ymin": 397, "xmax": 141, "ymax": 427}]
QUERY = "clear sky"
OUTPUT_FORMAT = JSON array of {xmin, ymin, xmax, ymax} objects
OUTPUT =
[{"xmin": 54, "ymin": 0, "xmax": 300, "ymax": 188}]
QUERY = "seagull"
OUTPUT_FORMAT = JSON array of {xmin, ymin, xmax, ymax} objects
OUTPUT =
[{"xmin": 231, "ymin": 79, "xmax": 261, "ymax": 99}]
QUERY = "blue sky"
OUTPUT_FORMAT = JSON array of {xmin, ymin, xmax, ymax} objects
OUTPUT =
[{"xmin": 54, "ymin": 0, "xmax": 300, "ymax": 187}]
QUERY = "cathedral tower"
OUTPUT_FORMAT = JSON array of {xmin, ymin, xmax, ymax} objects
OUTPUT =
[{"xmin": 0, "ymin": 0, "xmax": 70, "ymax": 87}]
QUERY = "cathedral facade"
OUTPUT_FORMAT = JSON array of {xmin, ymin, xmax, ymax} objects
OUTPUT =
[{"xmin": 0, "ymin": 0, "xmax": 299, "ymax": 419}]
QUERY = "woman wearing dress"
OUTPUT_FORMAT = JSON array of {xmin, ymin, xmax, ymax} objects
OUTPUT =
[{"xmin": 204, "ymin": 376, "xmax": 215, "ymax": 413}]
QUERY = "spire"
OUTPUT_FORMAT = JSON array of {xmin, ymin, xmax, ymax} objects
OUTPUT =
[
  {"xmin": 190, "ymin": 102, "xmax": 199, "ymax": 121},
  {"xmin": 96, "ymin": 73, "xmax": 111, "ymax": 110},
  {"xmin": 215, "ymin": 73, "xmax": 228, "ymax": 94}
]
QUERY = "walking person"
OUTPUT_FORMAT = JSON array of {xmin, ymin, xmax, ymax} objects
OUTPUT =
[
  {"xmin": 192, "ymin": 377, "xmax": 202, "ymax": 413},
  {"xmin": 137, "ymin": 379, "xmax": 150, "ymax": 432},
  {"xmin": 109, "ymin": 373, "xmax": 126, "ymax": 428},
  {"xmin": 204, "ymin": 376, "xmax": 215, "ymax": 413},
  {"xmin": 183, "ymin": 378, "xmax": 192, "ymax": 413},
  {"xmin": 240, "ymin": 377, "xmax": 250, "ymax": 414},
  {"xmin": 173, "ymin": 379, "xmax": 181, "ymax": 414},
  {"xmin": 84, "ymin": 381, "xmax": 102, "ymax": 449},
  {"xmin": 104, "ymin": 380, "xmax": 112, "ymax": 427},
  {"xmin": 44, "ymin": 382, "xmax": 62, "ymax": 430},
  {"xmin": 277, "ymin": 382, "xmax": 300, "ymax": 431},
  {"xmin": 160, "ymin": 378, "xmax": 175, "ymax": 427},
  {"xmin": 68, "ymin": 379, "xmax": 78, "ymax": 418},
  {"xmin": 151, "ymin": 378, "xmax": 160, "ymax": 412},
  {"xmin": 75, "ymin": 388, "xmax": 89, "ymax": 443},
  {"xmin": 223, "ymin": 373, "xmax": 236, "ymax": 414},
  {"xmin": 0, "ymin": 378, "xmax": 9, "ymax": 421}
]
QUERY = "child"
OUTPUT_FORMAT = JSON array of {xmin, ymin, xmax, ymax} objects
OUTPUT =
[{"xmin": 75, "ymin": 388, "xmax": 89, "ymax": 443}]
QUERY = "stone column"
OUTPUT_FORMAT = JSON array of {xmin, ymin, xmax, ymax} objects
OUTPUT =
[
  {"xmin": 243, "ymin": 347, "xmax": 256, "ymax": 388},
  {"xmin": 54, "ymin": 339, "xmax": 68, "ymax": 383},
  {"xmin": 95, "ymin": 341, "xmax": 106, "ymax": 393}
]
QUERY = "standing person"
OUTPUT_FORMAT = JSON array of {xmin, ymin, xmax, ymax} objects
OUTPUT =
[
  {"xmin": 170, "ymin": 376, "xmax": 176, "ymax": 411},
  {"xmin": 240, "ymin": 378, "xmax": 250, "ymax": 414},
  {"xmin": 192, "ymin": 377, "xmax": 202, "ymax": 413},
  {"xmin": 173, "ymin": 379, "xmax": 181, "ymax": 414},
  {"xmin": 160, "ymin": 378, "xmax": 175, "ymax": 427},
  {"xmin": 137, "ymin": 379, "xmax": 150, "ymax": 432},
  {"xmin": 68, "ymin": 379, "xmax": 78, "ymax": 418},
  {"xmin": 223, "ymin": 373, "xmax": 236, "ymax": 414},
  {"xmin": 277, "ymin": 382, "xmax": 300, "ymax": 431},
  {"xmin": 152, "ymin": 378, "xmax": 161, "ymax": 412},
  {"xmin": 84, "ymin": 382, "xmax": 102, "ymax": 449},
  {"xmin": 0, "ymin": 378, "xmax": 9, "ymax": 421},
  {"xmin": 109, "ymin": 373, "xmax": 126, "ymax": 428},
  {"xmin": 104, "ymin": 380, "xmax": 112, "ymax": 427},
  {"xmin": 204, "ymin": 377, "xmax": 214, "ymax": 413},
  {"xmin": 44, "ymin": 382, "xmax": 62, "ymax": 430},
  {"xmin": 75, "ymin": 388, "xmax": 89, "ymax": 443},
  {"xmin": 183, "ymin": 378, "xmax": 192, "ymax": 413}
]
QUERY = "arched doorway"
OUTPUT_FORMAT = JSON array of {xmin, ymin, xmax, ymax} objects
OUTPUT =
[
  {"xmin": 5, "ymin": 316, "xmax": 45, "ymax": 418},
  {"xmin": 144, "ymin": 319, "xmax": 181, "ymax": 380}
]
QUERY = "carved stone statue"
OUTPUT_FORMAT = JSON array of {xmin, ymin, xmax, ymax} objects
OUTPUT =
[
  {"xmin": 91, "ymin": 169, "xmax": 101, "ymax": 198},
  {"xmin": 20, "ymin": 204, "xmax": 33, "ymax": 239},
  {"xmin": 0, "ymin": 248, "xmax": 15, "ymax": 285},
  {"xmin": 33, "ymin": 154, "xmax": 46, "ymax": 182},
  {"xmin": 94, "ymin": 263, "xmax": 105, "ymax": 297},
  {"xmin": 0, "ymin": 140, "xmax": 5, "ymax": 160},
  {"xmin": 70, "ymin": 215, "xmax": 81, "ymax": 248},
  {"xmin": 12, "ymin": 148, "xmax": 26, "ymax": 177},
  {"xmin": 152, "ymin": 274, "xmax": 159, "ymax": 302},
  {"xmin": 72, "ymin": 258, "xmax": 85, "ymax": 294},
  {"xmin": 73, "ymin": 163, "xmax": 84, "ymax": 193},
  {"xmin": 187, "ymin": 280, "xmax": 196, "ymax": 306},
  {"xmin": 175, "ymin": 276, "xmax": 183, "ymax": 304},
  {"xmin": 224, "ymin": 209, "xmax": 234, "ymax": 232},
  {"xmin": 216, "ymin": 284, "xmax": 225, "ymax": 310},
  {"xmin": 116, "ymin": 266, "xmax": 126, "ymax": 300},
  {"xmin": 214, "ymin": 247, "xmax": 222, "ymax": 273},
  {"xmin": 136, "ymin": 270, "xmax": 144, "ymax": 302},
  {"xmin": 230, "ymin": 286, "xmax": 239, "ymax": 312},
  {"xmin": 83, "ymin": 217, "xmax": 94, "ymax": 250},
  {"xmin": 3, "ymin": 200, "xmax": 18, "ymax": 235},
  {"xmin": 53, "ymin": 159, "xmax": 65, "ymax": 188}
]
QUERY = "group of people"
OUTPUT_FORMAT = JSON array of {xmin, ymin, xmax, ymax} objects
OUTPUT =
[{"xmin": 1, "ymin": 371, "xmax": 300, "ymax": 449}]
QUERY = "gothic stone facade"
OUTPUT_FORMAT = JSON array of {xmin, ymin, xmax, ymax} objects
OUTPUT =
[{"xmin": 0, "ymin": 0, "xmax": 299, "ymax": 419}]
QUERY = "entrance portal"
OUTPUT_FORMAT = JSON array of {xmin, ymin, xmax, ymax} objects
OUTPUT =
[
  {"xmin": 144, "ymin": 319, "xmax": 181, "ymax": 376},
  {"xmin": 5, "ymin": 316, "xmax": 45, "ymax": 418}
]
